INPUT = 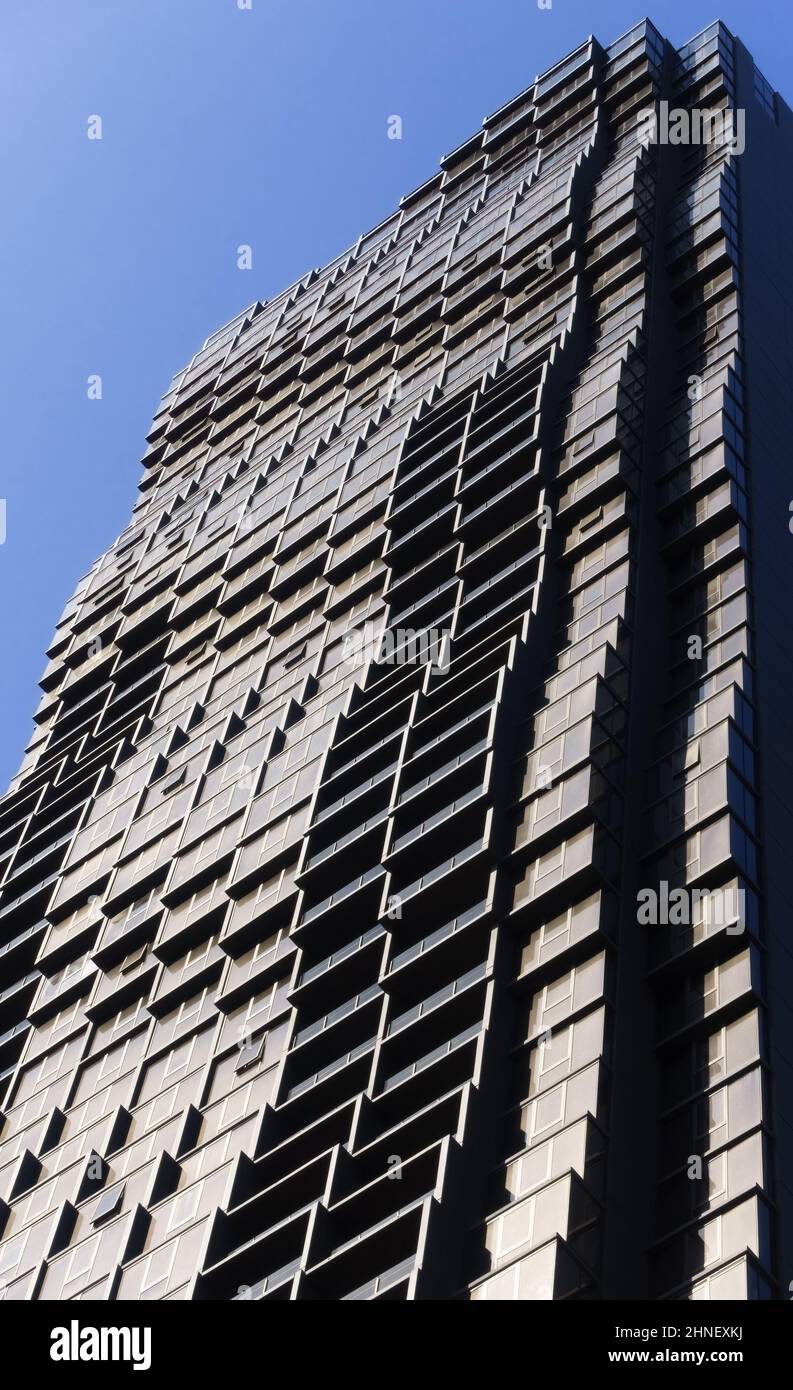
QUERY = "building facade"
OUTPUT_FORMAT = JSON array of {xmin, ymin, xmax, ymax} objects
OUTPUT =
[{"xmin": 1, "ymin": 18, "xmax": 792, "ymax": 1301}]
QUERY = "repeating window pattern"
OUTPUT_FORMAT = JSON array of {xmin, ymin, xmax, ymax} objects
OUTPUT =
[{"xmin": 0, "ymin": 18, "xmax": 781, "ymax": 1303}]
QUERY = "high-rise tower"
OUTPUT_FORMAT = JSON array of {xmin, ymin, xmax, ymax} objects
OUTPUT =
[{"xmin": 1, "ymin": 19, "xmax": 791, "ymax": 1302}]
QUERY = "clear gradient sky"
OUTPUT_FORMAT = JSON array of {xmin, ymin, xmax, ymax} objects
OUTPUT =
[{"xmin": 1, "ymin": 0, "xmax": 791, "ymax": 789}]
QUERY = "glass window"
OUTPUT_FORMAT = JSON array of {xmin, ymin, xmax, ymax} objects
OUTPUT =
[
  {"xmin": 92, "ymin": 1183, "xmax": 126, "ymax": 1225},
  {"xmin": 167, "ymin": 1184, "xmax": 202, "ymax": 1233}
]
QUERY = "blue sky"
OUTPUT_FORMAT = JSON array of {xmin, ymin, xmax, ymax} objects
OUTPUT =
[{"xmin": 1, "ymin": 0, "xmax": 791, "ymax": 789}]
